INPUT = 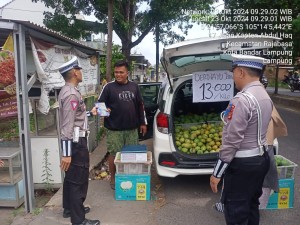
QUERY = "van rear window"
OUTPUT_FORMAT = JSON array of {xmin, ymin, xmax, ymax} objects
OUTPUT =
[{"xmin": 170, "ymin": 54, "xmax": 223, "ymax": 68}]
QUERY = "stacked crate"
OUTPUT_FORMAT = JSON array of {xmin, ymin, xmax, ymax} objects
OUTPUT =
[
  {"xmin": 266, "ymin": 155, "xmax": 298, "ymax": 209},
  {"xmin": 0, "ymin": 148, "xmax": 24, "ymax": 208},
  {"xmin": 114, "ymin": 145, "xmax": 152, "ymax": 201}
]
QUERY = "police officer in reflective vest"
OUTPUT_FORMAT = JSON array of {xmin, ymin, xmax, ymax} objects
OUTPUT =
[
  {"xmin": 210, "ymin": 54, "xmax": 272, "ymax": 225},
  {"xmin": 58, "ymin": 57, "xmax": 100, "ymax": 225}
]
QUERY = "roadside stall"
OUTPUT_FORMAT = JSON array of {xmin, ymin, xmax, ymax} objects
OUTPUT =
[{"xmin": 0, "ymin": 19, "xmax": 103, "ymax": 210}]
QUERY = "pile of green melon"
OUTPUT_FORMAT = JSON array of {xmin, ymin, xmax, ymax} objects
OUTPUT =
[
  {"xmin": 174, "ymin": 112, "xmax": 221, "ymax": 124},
  {"xmin": 174, "ymin": 121, "xmax": 223, "ymax": 155},
  {"xmin": 275, "ymin": 155, "xmax": 295, "ymax": 178}
]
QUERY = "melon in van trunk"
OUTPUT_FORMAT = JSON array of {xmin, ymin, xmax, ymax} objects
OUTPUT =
[{"xmin": 174, "ymin": 119, "xmax": 223, "ymax": 155}]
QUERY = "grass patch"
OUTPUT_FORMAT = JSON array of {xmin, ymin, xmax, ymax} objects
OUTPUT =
[
  {"xmin": 97, "ymin": 126, "xmax": 106, "ymax": 142},
  {"xmin": 32, "ymin": 208, "xmax": 43, "ymax": 216},
  {"xmin": 12, "ymin": 207, "xmax": 24, "ymax": 217}
]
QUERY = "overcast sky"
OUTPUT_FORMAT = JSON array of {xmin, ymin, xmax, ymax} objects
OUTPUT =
[
  {"xmin": 0, "ymin": 0, "xmax": 11, "ymax": 7},
  {"xmin": 112, "ymin": 1, "xmax": 225, "ymax": 65},
  {"xmin": 0, "ymin": 0, "xmax": 224, "ymax": 65},
  {"xmin": 124, "ymin": 24, "xmax": 222, "ymax": 65}
]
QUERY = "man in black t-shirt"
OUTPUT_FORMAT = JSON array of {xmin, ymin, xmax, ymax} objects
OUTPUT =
[{"xmin": 93, "ymin": 60, "xmax": 147, "ymax": 189}]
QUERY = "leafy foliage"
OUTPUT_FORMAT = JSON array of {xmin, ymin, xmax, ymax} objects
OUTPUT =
[
  {"xmin": 33, "ymin": 0, "xmax": 215, "ymax": 60},
  {"xmin": 292, "ymin": 16, "xmax": 300, "ymax": 66},
  {"xmin": 0, "ymin": 115, "xmax": 35, "ymax": 140},
  {"xmin": 43, "ymin": 12, "xmax": 92, "ymax": 39},
  {"xmin": 42, "ymin": 148, "xmax": 54, "ymax": 192},
  {"xmin": 96, "ymin": 126, "xmax": 106, "ymax": 142},
  {"xmin": 99, "ymin": 44, "xmax": 125, "ymax": 80},
  {"xmin": 0, "ymin": 119, "xmax": 18, "ymax": 140},
  {"xmin": 213, "ymin": 0, "xmax": 300, "ymax": 63}
]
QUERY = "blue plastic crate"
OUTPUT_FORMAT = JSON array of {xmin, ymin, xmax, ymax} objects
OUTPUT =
[
  {"xmin": 266, "ymin": 178, "xmax": 294, "ymax": 209},
  {"xmin": 0, "ymin": 179, "xmax": 24, "ymax": 200},
  {"xmin": 0, "ymin": 179, "xmax": 24, "ymax": 208},
  {"xmin": 115, "ymin": 174, "xmax": 150, "ymax": 201}
]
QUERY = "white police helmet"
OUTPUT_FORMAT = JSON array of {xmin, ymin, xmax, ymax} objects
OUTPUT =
[
  {"xmin": 231, "ymin": 54, "xmax": 265, "ymax": 70},
  {"xmin": 58, "ymin": 56, "xmax": 82, "ymax": 74}
]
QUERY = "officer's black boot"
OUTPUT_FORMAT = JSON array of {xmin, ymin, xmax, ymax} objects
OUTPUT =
[{"xmin": 72, "ymin": 218, "xmax": 100, "ymax": 225}]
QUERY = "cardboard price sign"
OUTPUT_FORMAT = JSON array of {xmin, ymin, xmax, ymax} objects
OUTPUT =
[{"xmin": 192, "ymin": 70, "xmax": 234, "ymax": 103}]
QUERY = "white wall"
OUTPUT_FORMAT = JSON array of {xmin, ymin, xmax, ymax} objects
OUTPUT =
[
  {"xmin": 31, "ymin": 137, "xmax": 62, "ymax": 185},
  {"xmin": 1, "ymin": 0, "xmax": 54, "ymax": 26}
]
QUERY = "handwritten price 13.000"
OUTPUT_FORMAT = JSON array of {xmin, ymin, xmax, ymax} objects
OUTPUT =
[{"xmin": 198, "ymin": 83, "xmax": 232, "ymax": 101}]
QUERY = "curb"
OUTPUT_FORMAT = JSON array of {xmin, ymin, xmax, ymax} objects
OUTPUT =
[
  {"xmin": 45, "ymin": 136, "xmax": 107, "ymax": 208},
  {"xmin": 269, "ymin": 94, "xmax": 300, "ymax": 111},
  {"xmin": 10, "ymin": 137, "xmax": 108, "ymax": 225}
]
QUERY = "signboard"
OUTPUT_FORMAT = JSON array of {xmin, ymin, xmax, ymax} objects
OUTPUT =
[
  {"xmin": 0, "ymin": 95, "xmax": 17, "ymax": 119},
  {"xmin": 120, "ymin": 152, "xmax": 147, "ymax": 163},
  {"xmin": 30, "ymin": 37, "xmax": 98, "ymax": 114},
  {"xmin": 192, "ymin": 70, "xmax": 234, "ymax": 103},
  {"xmin": 0, "ymin": 34, "xmax": 17, "ymax": 119}
]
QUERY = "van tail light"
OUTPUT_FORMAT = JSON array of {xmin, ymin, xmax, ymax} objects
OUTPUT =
[
  {"xmin": 160, "ymin": 161, "xmax": 176, "ymax": 167},
  {"xmin": 156, "ymin": 112, "xmax": 169, "ymax": 134},
  {"xmin": 159, "ymin": 154, "xmax": 177, "ymax": 167}
]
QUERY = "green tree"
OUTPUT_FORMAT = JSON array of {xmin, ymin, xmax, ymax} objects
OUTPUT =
[
  {"xmin": 292, "ymin": 16, "xmax": 300, "ymax": 66},
  {"xmin": 33, "ymin": 0, "xmax": 214, "ymax": 60},
  {"xmin": 221, "ymin": 0, "xmax": 299, "ymax": 31},
  {"xmin": 100, "ymin": 44, "xmax": 125, "ymax": 79},
  {"xmin": 213, "ymin": 0, "xmax": 300, "ymax": 63}
]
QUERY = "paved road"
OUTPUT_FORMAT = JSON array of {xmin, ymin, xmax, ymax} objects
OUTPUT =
[
  {"xmin": 4, "ymin": 102, "xmax": 299, "ymax": 225},
  {"xmin": 267, "ymin": 87, "xmax": 300, "ymax": 97},
  {"xmin": 150, "ymin": 105, "xmax": 300, "ymax": 225}
]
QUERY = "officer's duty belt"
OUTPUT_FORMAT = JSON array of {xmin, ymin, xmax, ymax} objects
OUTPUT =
[
  {"xmin": 79, "ymin": 130, "xmax": 87, "ymax": 137},
  {"xmin": 235, "ymin": 148, "xmax": 262, "ymax": 158}
]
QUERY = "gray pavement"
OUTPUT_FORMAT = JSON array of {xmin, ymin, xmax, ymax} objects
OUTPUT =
[
  {"xmin": 9, "ymin": 138, "xmax": 160, "ymax": 225},
  {"xmin": 5, "ymin": 91, "xmax": 300, "ymax": 225},
  {"xmin": 269, "ymin": 93, "xmax": 300, "ymax": 112}
]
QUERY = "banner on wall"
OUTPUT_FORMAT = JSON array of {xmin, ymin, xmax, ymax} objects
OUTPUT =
[
  {"xmin": 0, "ymin": 33, "xmax": 17, "ymax": 120},
  {"xmin": 30, "ymin": 37, "xmax": 98, "ymax": 114}
]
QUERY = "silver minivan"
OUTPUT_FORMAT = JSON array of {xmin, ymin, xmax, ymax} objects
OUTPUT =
[{"xmin": 153, "ymin": 36, "xmax": 280, "ymax": 177}]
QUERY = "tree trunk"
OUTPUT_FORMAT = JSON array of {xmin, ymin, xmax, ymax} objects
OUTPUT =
[
  {"xmin": 121, "ymin": 38, "xmax": 131, "ymax": 64},
  {"xmin": 106, "ymin": 0, "xmax": 114, "ymax": 82},
  {"xmin": 121, "ymin": 44, "xmax": 131, "ymax": 78},
  {"xmin": 122, "ymin": 45, "xmax": 131, "ymax": 63},
  {"xmin": 118, "ymin": 1, "xmax": 135, "ymax": 64}
]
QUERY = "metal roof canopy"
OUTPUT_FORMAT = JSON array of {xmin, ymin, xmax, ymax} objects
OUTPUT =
[
  {"xmin": 0, "ymin": 19, "xmax": 101, "ymax": 213},
  {"xmin": 0, "ymin": 19, "xmax": 104, "ymax": 55}
]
